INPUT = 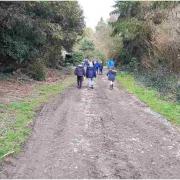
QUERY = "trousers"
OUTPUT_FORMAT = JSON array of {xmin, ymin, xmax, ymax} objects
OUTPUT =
[
  {"xmin": 77, "ymin": 76, "xmax": 83, "ymax": 88},
  {"xmin": 88, "ymin": 78, "xmax": 94, "ymax": 87}
]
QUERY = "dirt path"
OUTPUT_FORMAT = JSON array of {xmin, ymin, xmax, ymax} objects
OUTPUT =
[{"xmin": 1, "ymin": 73, "xmax": 180, "ymax": 178}]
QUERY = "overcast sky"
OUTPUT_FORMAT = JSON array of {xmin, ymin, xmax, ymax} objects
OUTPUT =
[{"xmin": 78, "ymin": 0, "xmax": 115, "ymax": 30}]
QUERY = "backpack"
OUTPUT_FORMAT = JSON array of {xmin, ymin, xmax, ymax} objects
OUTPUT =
[{"xmin": 75, "ymin": 66, "xmax": 84, "ymax": 76}]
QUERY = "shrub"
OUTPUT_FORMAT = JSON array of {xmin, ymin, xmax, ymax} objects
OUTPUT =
[
  {"xmin": 28, "ymin": 60, "xmax": 46, "ymax": 81},
  {"xmin": 0, "ymin": 2, "xmax": 85, "ymax": 71},
  {"xmin": 176, "ymin": 83, "xmax": 180, "ymax": 103},
  {"xmin": 133, "ymin": 67, "xmax": 179, "ymax": 102},
  {"xmin": 127, "ymin": 57, "xmax": 140, "ymax": 72},
  {"xmin": 66, "ymin": 51, "xmax": 83, "ymax": 66}
]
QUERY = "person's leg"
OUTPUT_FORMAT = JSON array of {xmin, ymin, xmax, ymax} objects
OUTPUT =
[
  {"xmin": 84, "ymin": 66, "xmax": 87, "ymax": 74},
  {"xmin": 77, "ymin": 76, "xmax": 80, "ymax": 88},
  {"xmin": 91, "ymin": 78, "xmax": 94, "ymax": 88},
  {"xmin": 79, "ymin": 76, "xmax": 83, "ymax": 88},
  {"xmin": 110, "ymin": 80, "xmax": 113, "ymax": 89},
  {"xmin": 88, "ymin": 78, "xmax": 91, "ymax": 88}
]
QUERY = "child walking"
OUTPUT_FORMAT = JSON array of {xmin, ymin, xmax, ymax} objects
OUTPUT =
[
  {"xmin": 86, "ymin": 62, "xmax": 96, "ymax": 89},
  {"xmin": 94, "ymin": 61, "xmax": 100, "ymax": 75},
  {"xmin": 99, "ymin": 61, "xmax": 103, "ymax": 74},
  {"xmin": 74, "ymin": 64, "xmax": 85, "ymax": 89},
  {"xmin": 107, "ymin": 68, "xmax": 117, "ymax": 89}
]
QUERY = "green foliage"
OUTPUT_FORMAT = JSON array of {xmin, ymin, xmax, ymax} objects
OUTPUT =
[
  {"xmin": 79, "ymin": 38, "xmax": 95, "ymax": 52},
  {"xmin": 0, "ymin": 13, "xmax": 44, "ymax": 64},
  {"xmin": 118, "ymin": 49, "xmax": 131, "ymax": 64},
  {"xmin": 28, "ymin": 60, "xmax": 46, "ymax": 81},
  {"xmin": 46, "ymin": 46, "xmax": 64, "ymax": 68},
  {"xmin": 94, "ymin": 50, "xmax": 106, "ymax": 62},
  {"xmin": 0, "ymin": 1, "xmax": 85, "ymax": 77},
  {"xmin": 66, "ymin": 51, "xmax": 83, "ymax": 66},
  {"xmin": 110, "ymin": 1, "xmax": 153, "ymax": 68},
  {"xmin": 117, "ymin": 73, "xmax": 180, "ymax": 125},
  {"xmin": 112, "ymin": 18, "xmax": 151, "ymax": 41},
  {"xmin": 94, "ymin": 18, "xmax": 123, "ymax": 60},
  {"xmin": 112, "ymin": 1, "xmax": 141, "ymax": 18},
  {"xmin": 76, "ymin": 37, "xmax": 96, "ymax": 58},
  {"xmin": 177, "ymin": 85, "xmax": 180, "ymax": 102},
  {"xmin": 112, "ymin": 1, "xmax": 179, "ymax": 103},
  {"xmin": 74, "ymin": 22, "xmax": 120, "ymax": 63},
  {"xmin": 111, "ymin": 1, "xmax": 180, "ymax": 71},
  {"xmin": 73, "ymin": 26, "xmax": 107, "ymax": 62},
  {"xmin": 133, "ymin": 68, "xmax": 179, "ymax": 102},
  {"xmin": 151, "ymin": 1, "xmax": 179, "ymax": 10},
  {"xmin": 128, "ymin": 57, "xmax": 140, "ymax": 72}
]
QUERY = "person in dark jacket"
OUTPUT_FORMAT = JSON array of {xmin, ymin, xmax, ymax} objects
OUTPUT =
[
  {"xmin": 99, "ymin": 61, "xmax": 103, "ymax": 74},
  {"xmin": 94, "ymin": 61, "xmax": 100, "ymax": 74},
  {"xmin": 74, "ymin": 64, "xmax": 85, "ymax": 89},
  {"xmin": 83, "ymin": 57, "xmax": 89, "ymax": 73},
  {"xmin": 86, "ymin": 62, "xmax": 96, "ymax": 89},
  {"xmin": 107, "ymin": 68, "xmax": 117, "ymax": 89}
]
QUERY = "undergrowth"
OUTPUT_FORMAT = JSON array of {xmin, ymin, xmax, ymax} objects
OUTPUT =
[{"xmin": 117, "ymin": 72, "xmax": 180, "ymax": 125}]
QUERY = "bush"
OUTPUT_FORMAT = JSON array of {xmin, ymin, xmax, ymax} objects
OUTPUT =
[
  {"xmin": 46, "ymin": 46, "xmax": 65, "ymax": 68},
  {"xmin": 0, "ymin": 2, "xmax": 85, "ymax": 71},
  {"xmin": 66, "ymin": 51, "xmax": 83, "ymax": 66},
  {"xmin": 133, "ymin": 67, "xmax": 179, "ymax": 102},
  {"xmin": 118, "ymin": 49, "xmax": 131, "ymax": 65},
  {"xmin": 127, "ymin": 57, "xmax": 140, "ymax": 72},
  {"xmin": 176, "ymin": 83, "xmax": 180, "ymax": 103},
  {"xmin": 28, "ymin": 60, "xmax": 46, "ymax": 81},
  {"xmin": 94, "ymin": 50, "xmax": 106, "ymax": 63}
]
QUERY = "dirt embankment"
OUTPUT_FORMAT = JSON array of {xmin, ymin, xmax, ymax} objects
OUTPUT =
[{"xmin": 0, "ymin": 69, "xmax": 67, "ymax": 104}]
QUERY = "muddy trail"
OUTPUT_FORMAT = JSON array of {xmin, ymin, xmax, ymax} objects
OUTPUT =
[{"xmin": 1, "ymin": 73, "xmax": 180, "ymax": 179}]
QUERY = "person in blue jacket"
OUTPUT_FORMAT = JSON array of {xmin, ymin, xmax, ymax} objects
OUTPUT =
[
  {"xmin": 107, "ymin": 58, "xmax": 115, "ymax": 69},
  {"xmin": 86, "ymin": 62, "xmax": 96, "ymax": 89},
  {"xmin": 94, "ymin": 60, "xmax": 100, "ymax": 74},
  {"xmin": 99, "ymin": 61, "xmax": 103, "ymax": 74},
  {"xmin": 107, "ymin": 68, "xmax": 117, "ymax": 89}
]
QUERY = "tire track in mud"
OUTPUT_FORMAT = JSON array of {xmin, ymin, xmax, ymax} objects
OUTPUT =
[
  {"xmin": 1, "ymin": 74, "xmax": 180, "ymax": 178},
  {"xmin": 81, "ymin": 77, "xmax": 142, "ymax": 178},
  {"xmin": 96, "ymin": 75, "xmax": 180, "ymax": 178}
]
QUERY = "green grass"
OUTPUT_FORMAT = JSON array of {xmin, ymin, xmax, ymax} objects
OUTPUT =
[
  {"xmin": 117, "ymin": 72, "xmax": 180, "ymax": 125},
  {"xmin": 0, "ymin": 76, "xmax": 74, "ymax": 160}
]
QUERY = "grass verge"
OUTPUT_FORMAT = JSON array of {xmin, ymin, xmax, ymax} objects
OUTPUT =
[
  {"xmin": 0, "ymin": 76, "xmax": 74, "ymax": 160},
  {"xmin": 117, "ymin": 72, "xmax": 180, "ymax": 125}
]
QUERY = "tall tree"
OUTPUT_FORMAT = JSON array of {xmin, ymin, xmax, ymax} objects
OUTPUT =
[
  {"xmin": 94, "ymin": 18, "xmax": 122, "ymax": 61},
  {"xmin": 0, "ymin": 1, "xmax": 85, "ymax": 71}
]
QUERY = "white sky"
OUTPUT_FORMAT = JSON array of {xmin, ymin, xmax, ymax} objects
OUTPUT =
[{"xmin": 78, "ymin": 0, "xmax": 115, "ymax": 30}]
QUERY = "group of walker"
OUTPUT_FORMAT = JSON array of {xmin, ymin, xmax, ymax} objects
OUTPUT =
[{"xmin": 74, "ymin": 58, "xmax": 117, "ymax": 90}]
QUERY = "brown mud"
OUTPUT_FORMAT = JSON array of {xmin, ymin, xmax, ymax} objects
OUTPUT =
[{"xmin": 1, "ymin": 74, "xmax": 180, "ymax": 178}]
